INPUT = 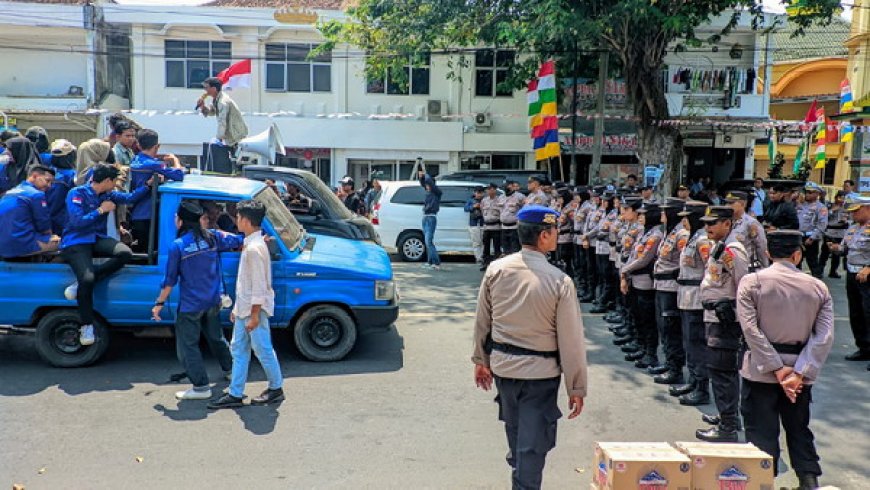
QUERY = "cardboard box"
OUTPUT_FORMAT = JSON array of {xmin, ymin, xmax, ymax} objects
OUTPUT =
[
  {"xmin": 673, "ymin": 441, "xmax": 775, "ymax": 490},
  {"xmin": 593, "ymin": 442, "xmax": 692, "ymax": 490}
]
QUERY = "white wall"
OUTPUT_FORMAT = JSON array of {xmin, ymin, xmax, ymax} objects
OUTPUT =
[{"xmin": 0, "ymin": 25, "xmax": 88, "ymax": 98}]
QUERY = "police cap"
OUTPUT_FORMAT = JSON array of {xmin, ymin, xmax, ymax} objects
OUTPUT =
[
  {"xmin": 622, "ymin": 196, "xmax": 643, "ymax": 210},
  {"xmin": 844, "ymin": 192, "xmax": 870, "ymax": 212},
  {"xmin": 804, "ymin": 181, "xmax": 824, "ymax": 193},
  {"xmin": 699, "ymin": 205, "xmax": 735, "ymax": 222},
  {"xmin": 637, "ymin": 202, "xmax": 661, "ymax": 215},
  {"xmin": 767, "ymin": 230, "xmax": 804, "ymax": 250},
  {"xmin": 517, "ymin": 205, "xmax": 560, "ymax": 225},
  {"xmin": 723, "ymin": 190, "xmax": 748, "ymax": 202},
  {"xmin": 660, "ymin": 197, "xmax": 686, "ymax": 209},
  {"xmin": 677, "ymin": 200, "xmax": 709, "ymax": 217}
]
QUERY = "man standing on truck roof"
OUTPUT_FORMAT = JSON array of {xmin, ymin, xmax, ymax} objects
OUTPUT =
[
  {"xmin": 62, "ymin": 163, "xmax": 152, "ymax": 346},
  {"xmin": 151, "ymin": 201, "xmax": 244, "ymax": 400},
  {"xmin": 210, "ymin": 199, "xmax": 285, "ymax": 409},
  {"xmin": 0, "ymin": 165, "xmax": 60, "ymax": 259}
]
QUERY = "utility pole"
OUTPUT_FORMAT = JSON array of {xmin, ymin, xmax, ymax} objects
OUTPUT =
[
  {"xmin": 589, "ymin": 50, "xmax": 609, "ymax": 184},
  {"xmin": 569, "ymin": 41, "xmax": 579, "ymax": 184}
]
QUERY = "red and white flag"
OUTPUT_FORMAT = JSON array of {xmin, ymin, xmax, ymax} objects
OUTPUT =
[{"xmin": 217, "ymin": 59, "xmax": 251, "ymax": 90}]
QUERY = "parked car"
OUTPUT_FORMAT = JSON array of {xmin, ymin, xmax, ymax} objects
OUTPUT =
[
  {"xmin": 0, "ymin": 175, "xmax": 398, "ymax": 367},
  {"xmin": 437, "ymin": 170, "xmax": 547, "ymax": 193},
  {"xmin": 373, "ymin": 180, "xmax": 489, "ymax": 261},
  {"xmin": 241, "ymin": 165, "xmax": 380, "ymax": 245}
]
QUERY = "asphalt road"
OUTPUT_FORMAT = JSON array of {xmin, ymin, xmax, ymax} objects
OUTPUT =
[{"xmin": 1, "ymin": 260, "xmax": 868, "ymax": 489}]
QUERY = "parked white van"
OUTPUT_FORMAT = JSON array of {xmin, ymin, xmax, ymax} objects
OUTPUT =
[{"xmin": 372, "ymin": 180, "xmax": 486, "ymax": 261}]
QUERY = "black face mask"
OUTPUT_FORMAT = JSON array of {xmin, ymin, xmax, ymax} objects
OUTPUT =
[{"xmin": 505, "ymin": 188, "xmax": 515, "ymax": 196}]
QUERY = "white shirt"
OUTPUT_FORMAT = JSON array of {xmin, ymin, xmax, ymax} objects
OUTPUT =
[{"xmin": 232, "ymin": 231, "xmax": 275, "ymax": 318}]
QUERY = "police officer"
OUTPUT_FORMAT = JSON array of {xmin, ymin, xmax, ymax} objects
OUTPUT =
[
  {"xmin": 590, "ymin": 192, "xmax": 618, "ymax": 313},
  {"xmin": 640, "ymin": 185, "xmax": 658, "ymax": 204},
  {"xmin": 650, "ymin": 198, "xmax": 689, "ymax": 384},
  {"xmin": 501, "ymin": 181, "xmax": 524, "ymax": 255},
  {"xmin": 723, "ymin": 190, "xmax": 769, "ymax": 270},
  {"xmin": 820, "ymin": 191, "xmax": 848, "ymax": 278},
  {"xmin": 695, "ymin": 206, "xmax": 750, "ymax": 442},
  {"xmin": 671, "ymin": 201, "xmax": 713, "ymax": 406},
  {"xmin": 604, "ymin": 194, "xmax": 627, "ymax": 324},
  {"xmin": 797, "ymin": 182, "xmax": 829, "ymax": 278},
  {"xmin": 736, "ymin": 230, "xmax": 834, "ymax": 490},
  {"xmin": 620, "ymin": 203, "xmax": 664, "ymax": 369},
  {"xmin": 613, "ymin": 197, "xmax": 644, "ymax": 360},
  {"xmin": 472, "ymin": 205, "xmax": 588, "ymax": 490},
  {"xmin": 830, "ymin": 194, "xmax": 870, "ymax": 364},
  {"xmin": 524, "ymin": 176, "xmax": 551, "ymax": 207},
  {"xmin": 481, "ymin": 183, "xmax": 505, "ymax": 270},
  {"xmin": 572, "ymin": 187, "xmax": 593, "ymax": 300},
  {"xmin": 151, "ymin": 201, "xmax": 244, "ymax": 400},
  {"xmin": 580, "ymin": 189, "xmax": 605, "ymax": 303},
  {"xmin": 0, "ymin": 165, "xmax": 59, "ymax": 259}
]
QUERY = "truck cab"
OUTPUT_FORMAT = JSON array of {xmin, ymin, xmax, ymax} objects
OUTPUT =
[{"xmin": 0, "ymin": 175, "xmax": 398, "ymax": 367}]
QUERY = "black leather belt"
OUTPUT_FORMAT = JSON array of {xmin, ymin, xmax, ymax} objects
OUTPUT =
[
  {"xmin": 654, "ymin": 271, "xmax": 679, "ymax": 280},
  {"xmin": 488, "ymin": 339, "xmax": 559, "ymax": 360},
  {"xmin": 771, "ymin": 342, "xmax": 806, "ymax": 355},
  {"xmin": 677, "ymin": 279, "xmax": 702, "ymax": 286},
  {"xmin": 484, "ymin": 220, "xmax": 500, "ymax": 225},
  {"xmin": 702, "ymin": 300, "xmax": 736, "ymax": 310}
]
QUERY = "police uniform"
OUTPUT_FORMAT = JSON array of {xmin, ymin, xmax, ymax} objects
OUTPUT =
[
  {"xmin": 590, "ymin": 202, "xmax": 619, "ymax": 312},
  {"xmin": 501, "ymin": 189, "xmax": 525, "ymax": 255},
  {"xmin": 840, "ymin": 194, "xmax": 870, "ymax": 362},
  {"xmin": 797, "ymin": 182, "xmax": 829, "ymax": 278},
  {"xmin": 580, "ymin": 192, "xmax": 605, "ymax": 302},
  {"xmin": 651, "ymin": 198, "xmax": 689, "ymax": 383},
  {"xmin": 481, "ymin": 188, "xmax": 505, "ymax": 265},
  {"xmin": 524, "ymin": 188, "xmax": 551, "ymax": 208},
  {"xmin": 472, "ymin": 205, "xmax": 588, "ymax": 490},
  {"xmin": 723, "ymin": 190, "xmax": 769, "ymax": 270},
  {"xmin": 613, "ymin": 199, "xmax": 644, "ymax": 357},
  {"xmin": 556, "ymin": 198, "xmax": 576, "ymax": 276},
  {"xmin": 736, "ymin": 230, "xmax": 833, "ymax": 489},
  {"xmin": 820, "ymin": 202, "xmax": 849, "ymax": 277},
  {"xmin": 696, "ymin": 206, "xmax": 750, "ymax": 441},
  {"xmin": 621, "ymin": 203, "xmax": 664, "ymax": 367},
  {"xmin": 605, "ymin": 206, "xmax": 627, "ymax": 323},
  {"xmin": 573, "ymin": 194, "xmax": 594, "ymax": 298},
  {"xmin": 672, "ymin": 201, "xmax": 713, "ymax": 405}
]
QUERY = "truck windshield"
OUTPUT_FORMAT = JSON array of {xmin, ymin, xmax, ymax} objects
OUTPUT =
[
  {"xmin": 254, "ymin": 188, "xmax": 303, "ymax": 251},
  {"xmin": 296, "ymin": 172, "xmax": 354, "ymax": 220}
]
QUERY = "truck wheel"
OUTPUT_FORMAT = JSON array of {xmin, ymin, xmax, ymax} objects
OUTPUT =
[
  {"xmin": 293, "ymin": 305, "xmax": 357, "ymax": 362},
  {"xmin": 397, "ymin": 231, "xmax": 426, "ymax": 262},
  {"xmin": 34, "ymin": 310, "xmax": 109, "ymax": 368}
]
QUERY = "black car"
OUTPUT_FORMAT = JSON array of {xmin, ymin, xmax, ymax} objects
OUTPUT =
[
  {"xmin": 436, "ymin": 170, "xmax": 548, "ymax": 193},
  {"xmin": 240, "ymin": 166, "xmax": 380, "ymax": 244}
]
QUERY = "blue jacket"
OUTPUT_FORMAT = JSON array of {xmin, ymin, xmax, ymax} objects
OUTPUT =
[
  {"xmin": 420, "ymin": 174, "xmax": 442, "ymax": 215},
  {"xmin": 39, "ymin": 152, "xmax": 52, "ymax": 166},
  {"xmin": 0, "ymin": 182, "xmax": 51, "ymax": 258},
  {"xmin": 464, "ymin": 197, "xmax": 483, "ymax": 226},
  {"xmin": 46, "ymin": 168, "xmax": 76, "ymax": 235},
  {"xmin": 161, "ymin": 229, "xmax": 244, "ymax": 313},
  {"xmin": 130, "ymin": 153, "xmax": 184, "ymax": 221},
  {"xmin": 61, "ymin": 184, "xmax": 150, "ymax": 249}
]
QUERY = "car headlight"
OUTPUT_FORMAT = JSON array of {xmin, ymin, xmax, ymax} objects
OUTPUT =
[{"xmin": 375, "ymin": 280, "xmax": 396, "ymax": 301}]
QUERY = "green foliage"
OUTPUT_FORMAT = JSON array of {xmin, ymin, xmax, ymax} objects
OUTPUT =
[{"xmin": 768, "ymin": 151, "xmax": 786, "ymax": 179}]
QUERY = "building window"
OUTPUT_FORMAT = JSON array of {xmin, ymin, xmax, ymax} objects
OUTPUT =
[
  {"xmin": 165, "ymin": 40, "xmax": 231, "ymax": 89},
  {"xmin": 265, "ymin": 43, "xmax": 331, "ymax": 93},
  {"xmin": 822, "ymin": 158, "xmax": 836, "ymax": 185},
  {"xmin": 366, "ymin": 53, "xmax": 430, "ymax": 95},
  {"xmin": 475, "ymin": 49, "xmax": 515, "ymax": 97}
]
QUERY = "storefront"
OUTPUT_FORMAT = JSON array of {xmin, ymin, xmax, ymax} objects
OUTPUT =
[
  {"xmin": 459, "ymin": 152, "xmax": 525, "ymax": 171},
  {"xmin": 346, "ymin": 158, "xmax": 446, "ymax": 184},
  {"xmin": 275, "ymin": 147, "xmax": 332, "ymax": 183}
]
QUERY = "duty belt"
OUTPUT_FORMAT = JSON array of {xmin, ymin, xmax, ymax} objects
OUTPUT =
[
  {"xmin": 488, "ymin": 339, "xmax": 559, "ymax": 360},
  {"xmin": 770, "ymin": 342, "xmax": 806, "ymax": 355},
  {"xmin": 702, "ymin": 300, "xmax": 736, "ymax": 310},
  {"xmin": 677, "ymin": 278, "xmax": 702, "ymax": 286},
  {"xmin": 654, "ymin": 270, "xmax": 679, "ymax": 281},
  {"xmin": 484, "ymin": 220, "xmax": 500, "ymax": 225}
]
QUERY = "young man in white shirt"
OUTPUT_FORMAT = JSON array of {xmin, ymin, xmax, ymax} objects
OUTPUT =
[{"xmin": 209, "ymin": 199, "xmax": 284, "ymax": 408}]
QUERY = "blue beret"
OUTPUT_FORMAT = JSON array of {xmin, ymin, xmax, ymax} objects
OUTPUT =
[{"xmin": 518, "ymin": 205, "xmax": 560, "ymax": 225}]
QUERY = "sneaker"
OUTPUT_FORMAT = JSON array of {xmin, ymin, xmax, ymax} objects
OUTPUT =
[
  {"xmin": 207, "ymin": 393, "xmax": 245, "ymax": 410},
  {"xmin": 175, "ymin": 387, "xmax": 212, "ymax": 400},
  {"xmin": 422, "ymin": 263, "xmax": 432, "ymax": 269},
  {"xmin": 79, "ymin": 324, "xmax": 95, "ymax": 346},
  {"xmin": 431, "ymin": 265, "xmax": 442, "ymax": 271},
  {"xmin": 251, "ymin": 388, "xmax": 285, "ymax": 406},
  {"xmin": 64, "ymin": 282, "xmax": 78, "ymax": 301}
]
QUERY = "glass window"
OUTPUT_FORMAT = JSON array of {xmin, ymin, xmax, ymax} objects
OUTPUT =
[
  {"xmin": 391, "ymin": 187, "xmax": 426, "ymax": 205},
  {"xmin": 164, "ymin": 40, "xmax": 232, "ymax": 89},
  {"xmin": 264, "ymin": 43, "xmax": 331, "ymax": 93},
  {"xmin": 475, "ymin": 48, "xmax": 515, "ymax": 97},
  {"xmin": 254, "ymin": 188, "xmax": 303, "ymax": 251},
  {"xmin": 441, "ymin": 186, "xmax": 475, "ymax": 207},
  {"xmin": 366, "ymin": 53, "xmax": 430, "ymax": 96}
]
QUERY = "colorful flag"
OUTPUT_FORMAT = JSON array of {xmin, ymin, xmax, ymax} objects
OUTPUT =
[
  {"xmin": 841, "ymin": 121, "xmax": 854, "ymax": 143},
  {"xmin": 803, "ymin": 99, "xmax": 818, "ymax": 124},
  {"xmin": 216, "ymin": 59, "xmax": 252, "ymax": 90},
  {"xmin": 840, "ymin": 79, "xmax": 854, "ymax": 113},
  {"xmin": 814, "ymin": 107, "xmax": 826, "ymax": 168},
  {"xmin": 793, "ymin": 139, "xmax": 805, "ymax": 174},
  {"xmin": 529, "ymin": 60, "xmax": 560, "ymax": 161},
  {"xmin": 768, "ymin": 126, "xmax": 777, "ymax": 163}
]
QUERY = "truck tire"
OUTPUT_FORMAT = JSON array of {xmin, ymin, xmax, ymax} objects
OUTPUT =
[
  {"xmin": 293, "ymin": 305, "xmax": 357, "ymax": 362},
  {"xmin": 397, "ymin": 231, "xmax": 426, "ymax": 262},
  {"xmin": 34, "ymin": 310, "xmax": 109, "ymax": 368}
]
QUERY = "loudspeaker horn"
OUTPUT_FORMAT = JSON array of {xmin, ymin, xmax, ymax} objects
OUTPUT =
[{"xmin": 237, "ymin": 123, "xmax": 286, "ymax": 166}]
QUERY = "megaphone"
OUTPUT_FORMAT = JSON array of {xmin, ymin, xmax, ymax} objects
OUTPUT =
[{"xmin": 237, "ymin": 123, "xmax": 286, "ymax": 166}]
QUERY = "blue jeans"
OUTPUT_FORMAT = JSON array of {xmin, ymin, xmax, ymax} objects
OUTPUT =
[
  {"xmin": 422, "ymin": 215, "xmax": 440, "ymax": 265},
  {"xmin": 228, "ymin": 311, "xmax": 283, "ymax": 398}
]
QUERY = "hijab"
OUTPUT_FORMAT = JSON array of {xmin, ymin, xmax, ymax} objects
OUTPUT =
[
  {"xmin": 5, "ymin": 136, "xmax": 39, "ymax": 188},
  {"xmin": 75, "ymin": 139, "xmax": 111, "ymax": 185}
]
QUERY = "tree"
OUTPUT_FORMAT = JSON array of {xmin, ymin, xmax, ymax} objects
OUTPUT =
[
  {"xmin": 768, "ymin": 151, "xmax": 786, "ymax": 179},
  {"xmin": 320, "ymin": 0, "xmax": 840, "ymax": 186}
]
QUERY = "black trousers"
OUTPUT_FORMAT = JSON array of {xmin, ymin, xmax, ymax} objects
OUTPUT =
[
  {"xmin": 706, "ymin": 338, "xmax": 740, "ymax": 429},
  {"xmin": 557, "ymin": 243, "xmax": 575, "ymax": 277},
  {"xmin": 483, "ymin": 229, "xmax": 502, "ymax": 263},
  {"xmin": 846, "ymin": 272, "xmax": 870, "ymax": 353},
  {"xmin": 595, "ymin": 255, "xmax": 615, "ymax": 306},
  {"xmin": 131, "ymin": 219, "xmax": 151, "ymax": 254},
  {"xmin": 680, "ymin": 309, "xmax": 708, "ymax": 383},
  {"xmin": 631, "ymin": 287, "xmax": 658, "ymax": 358},
  {"xmin": 62, "ymin": 237, "xmax": 132, "ymax": 325},
  {"xmin": 573, "ymin": 245, "xmax": 588, "ymax": 291},
  {"xmin": 501, "ymin": 228, "xmax": 520, "ymax": 255},
  {"xmin": 655, "ymin": 291, "xmax": 685, "ymax": 370},
  {"xmin": 741, "ymin": 380, "xmax": 821, "ymax": 477},
  {"xmin": 801, "ymin": 239, "xmax": 823, "ymax": 277},
  {"xmin": 175, "ymin": 305, "xmax": 233, "ymax": 388},
  {"xmin": 819, "ymin": 239, "xmax": 842, "ymax": 275},
  {"xmin": 494, "ymin": 375, "xmax": 561, "ymax": 490},
  {"xmin": 624, "ymin": 288, "xmax": 637, "ymax": 338},
  {"xmin": 586, "ymin": 245, "xmax": 599, "ymax": 299}
]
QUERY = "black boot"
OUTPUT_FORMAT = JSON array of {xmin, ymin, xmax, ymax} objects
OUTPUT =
[
  {"xmin": 646, "ymin": 364, "xmax": 669, "ymax": 375},
  {"xmin": 579, "ymin": 293, "xmax": 595, "ymax": 303},
  {"xmin": 634, "ymin": 355, "xmax": 657, "ymax": 369},
  {"xmin": 679, "ymin": 388, "xmax": 711, "ymax": 406},
  {"xmin": 605, "ymin": 314, "xmax": 624, "ymax": 324},
  {"xmin": 625, "ymin": 351, "xmax": 644, "ymax": 361},
  {"xmin": 620, "ymin": 342, "xmax": 641, "ymax": 352},
  {"xmin": 654, "ymin": 371, "xmax": 685, "ymax": 385},
  {"xmin": 614, "ymin": 336, "xmax": 634, "ymax": 346},
  {"xmin": 669, "ymin": 383, "xmax": 695, "ymax": 397},
  {"xmin": 796, "ymin": 473, "xmax": 819, "ymax": 490},
  {"xmin": 695, "ymin": 425, "xmax": 738, "ymax": 442},
  {"xmin": 589, "ymin": 304, "xmax": 609, "ymax": 314},
  {"xmin": 702, "ymin": 413, "xmax": 721, "ymax": 425}
]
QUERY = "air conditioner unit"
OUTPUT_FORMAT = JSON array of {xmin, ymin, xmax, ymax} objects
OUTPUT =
[
  {"xmin": 427, "ymin": 100, "xmax": 447, "ymax": 121},
  {"xmin": 474, "ymin": 112, "xmax": 492, "ymax": 128}
]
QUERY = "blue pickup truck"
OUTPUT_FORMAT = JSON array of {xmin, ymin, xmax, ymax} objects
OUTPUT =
[{"xmin": 0, "ymin": 175, "xmax": 398, "ymax": 367}]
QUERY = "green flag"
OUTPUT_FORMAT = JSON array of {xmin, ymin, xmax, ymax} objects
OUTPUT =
[
  {"xmin": 793, "ymin": 140, "xmax": 805, "ymax": 174},
  {"xmin": 768, "ymin": 127, "xmax": 777, "ymax": 163}
]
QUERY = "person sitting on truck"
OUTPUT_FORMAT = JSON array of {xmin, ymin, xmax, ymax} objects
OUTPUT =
[
  {"xmin": 46, "ymin": 139, "xmax": 77, "ymax": 236},
  {"xmin": 62, "ymin": 163, "xmax": 153, "ymax": 346},
  {"xmin": 284, "ymin": 184, "xmax": 312, "ymax": 213},
  {"xmin": 129, "ymin": 129, "xmax": 185, "ymax": 253},
  {"xmin": 0, "ymin": 165, "xmax": 60, "ymax": 259},
  {"xmin": 151, "ymin": 201, "xmax": 244, "ymax": 401}
]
